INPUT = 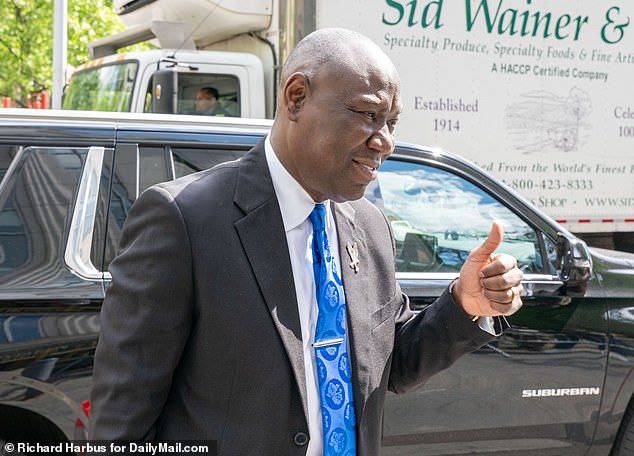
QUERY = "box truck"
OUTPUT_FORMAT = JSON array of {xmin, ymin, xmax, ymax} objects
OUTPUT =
[{"xmin": 63, "ymin": 0, "xmax": 634, "ymax": 251}]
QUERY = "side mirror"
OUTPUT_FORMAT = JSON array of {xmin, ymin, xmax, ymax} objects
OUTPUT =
[
  {"xmin": 556, "ymin": 233, "xmax": 592, "ymax": 296},
  {"xmin": 151, "ymin": 70, "xmax": 178, "ymax": 114}
]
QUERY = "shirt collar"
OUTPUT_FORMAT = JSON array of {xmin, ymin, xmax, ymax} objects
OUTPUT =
[{"xmin": 264, "ymin": 136, "xmax": 332, "ymax": 232}]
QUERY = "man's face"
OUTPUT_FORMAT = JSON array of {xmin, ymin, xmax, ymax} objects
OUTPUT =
[
  {"xmin": 286, "ymin": 60, "xmax": 402, "ymax": 203},
  {"xmin": 195, "ymin": 92, "xmax": 216, "ymax": 113}
]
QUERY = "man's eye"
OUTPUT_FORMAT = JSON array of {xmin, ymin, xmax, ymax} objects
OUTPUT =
[{"xmin": 353, "ymin": 110, "xmax": 376, "ymax": 119}]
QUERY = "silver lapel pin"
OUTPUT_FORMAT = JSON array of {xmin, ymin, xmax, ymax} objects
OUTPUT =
[{"xmin": 346, "ymin": 242, "xmax": 360, "ymax": 273}]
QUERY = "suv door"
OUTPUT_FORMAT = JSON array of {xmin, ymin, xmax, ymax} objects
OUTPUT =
[
  {"xmin": 377, "ymin": 148, "xmax": 608, "ymax": 455},
  {"xmin": 0, "ymin": 122, "xmax": 115, "ymax": 440}
]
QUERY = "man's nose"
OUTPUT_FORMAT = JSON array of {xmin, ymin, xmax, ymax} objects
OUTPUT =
[{"xmin": 367, "ymin": 124, "xmax": 395, "ymax": 156}]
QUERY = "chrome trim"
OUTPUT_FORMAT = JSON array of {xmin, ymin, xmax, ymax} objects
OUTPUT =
[
  {"xmin": 64, "ymin": 146, "xmax": 105, "ymax": 281},
  {"xmin": 168, "ymin": 147, "xmax": 176, "ymax": 180},
  {"xmin": 135, "ymin": 144, "xmax": 140, "ymax": 199},
  {"xmin": 0, "ymin": 107, "xmax": 274, "ymax": 131},
  {"xmin": 396, "ymin": 272, "xmax": 558, "ymax": 283},
  {"xmin": 0, "ymin": 146, "xmax": 24, "ymax": 196},
  {"xmin": 396, "ymin": 272, "xmax": 458, "ymax": 281},
  {"xmin": 396, "ymin": 272, "xmax": 562, "ymax": 297}
]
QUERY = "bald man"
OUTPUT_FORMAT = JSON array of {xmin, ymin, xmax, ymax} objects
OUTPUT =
[{"xmin": 89, "ymin": 28, "xmax": 523, "ymax": 455}]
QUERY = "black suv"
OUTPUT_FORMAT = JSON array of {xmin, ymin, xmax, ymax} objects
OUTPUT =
[{"xmin": 1, "ymin": 110, "xmax": 634, "ymax": 455}]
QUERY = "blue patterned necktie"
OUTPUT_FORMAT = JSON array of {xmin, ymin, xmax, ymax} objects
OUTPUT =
[{"xmin": 308, "ymin": 203, "xmax": 357, "ymax": 456}]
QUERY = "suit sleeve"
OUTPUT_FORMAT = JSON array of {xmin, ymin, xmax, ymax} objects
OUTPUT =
[
  {"xmin": 372, "ymin": 203, "xmax": 506, "ymax": 394},
  {"xmin": 89, "ymin": 185, "xmax": 194, "ymax": 440},
  {"xmin": 388, "ymin": 287, "xmax": 504, "ymax": 394}
]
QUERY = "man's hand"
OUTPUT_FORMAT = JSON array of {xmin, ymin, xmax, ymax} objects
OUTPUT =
[{"xmin": 452, "ymin": 221, "xmax": 523, "ymax": 318}]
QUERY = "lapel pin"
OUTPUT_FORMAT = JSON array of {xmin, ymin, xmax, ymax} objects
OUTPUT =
[{"xmin": 346, "ymin": 242, "xmax": 360, "ymax": 273}]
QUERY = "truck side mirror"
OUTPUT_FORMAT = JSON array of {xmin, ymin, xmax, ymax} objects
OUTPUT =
[
  {"xmin": 151, "ymin": 70, "xmax": 178, "ymax": 114},
  {"xmin": 556, "ymin": 233, "xmax": 592, "ymax": 296}
]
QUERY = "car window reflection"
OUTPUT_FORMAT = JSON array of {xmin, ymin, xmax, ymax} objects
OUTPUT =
[{"xmin": 370, "ymin": 159, "xmax": 544, "ymax": 274}]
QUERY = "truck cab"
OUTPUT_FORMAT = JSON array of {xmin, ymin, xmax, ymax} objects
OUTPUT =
[{"xmin": 62, "ymin": 49, "xmax": 266, "ymax": 118}]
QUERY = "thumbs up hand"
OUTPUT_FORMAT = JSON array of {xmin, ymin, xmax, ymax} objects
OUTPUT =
[{"xmin": 452, "ymin": 221, "xmax": 524, "ymax": 318}]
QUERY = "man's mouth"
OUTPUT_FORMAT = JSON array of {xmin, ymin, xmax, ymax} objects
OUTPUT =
[{"xmin": 353, "ymin": 158, "xmax": 380, "ymax": 173}]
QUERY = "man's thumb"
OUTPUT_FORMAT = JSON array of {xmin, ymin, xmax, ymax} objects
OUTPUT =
[{"xmin": 469, "ymin": 221, "xmax": 504, "ymax": 263}]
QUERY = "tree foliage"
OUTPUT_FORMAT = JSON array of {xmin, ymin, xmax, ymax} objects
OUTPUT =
[{"xmin": 0, "ymin": 0, "xmax": 127, "ymax": 107}]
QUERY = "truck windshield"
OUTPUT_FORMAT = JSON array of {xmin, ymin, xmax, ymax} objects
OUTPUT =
[{"xmin": 63, "ymin": 61, "xmax": 138, "ymax": 112}]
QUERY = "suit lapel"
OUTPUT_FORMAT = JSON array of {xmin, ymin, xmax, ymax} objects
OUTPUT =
[
  {"xmin": 333, "ymin": 202, "xmax": 373, "ymax": 423},
  {"xmin": 233, "ymin": 141, "xmax": 309, "ymax": 423}
]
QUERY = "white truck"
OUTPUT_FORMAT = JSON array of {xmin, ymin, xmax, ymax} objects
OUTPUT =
[{"xmin": 63, "ymin": 0, "xmax": 634, "ymax": 251}]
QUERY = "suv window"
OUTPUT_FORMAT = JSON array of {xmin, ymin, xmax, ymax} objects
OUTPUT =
[
  {"xmin": 0, "ymin": 147, "xmax": 87, "ymax": 282},
  {"xmin": 368, "ymin": 159, "xmax": 543, "ymax": 274},
  {"xmin": 139, "ymin": 147, "xmax": 171, "ymax": 194},
  {"xmin": 100, "ymin": 147, "xmax": 543, "ymax": 275},
  {"xmin": 100, "ymin": 145, "xmax": 247, "ymax": 270},
  {"xmin": 172, "ymin": 148, "xmax": 243, "ymax": 179},
  {"xmin": 0, "ymin": 146, "xmax": 19, "ymax": 183}
]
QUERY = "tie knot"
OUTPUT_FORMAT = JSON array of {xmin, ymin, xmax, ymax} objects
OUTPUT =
[{"xmin": 309, "ymin": 203, "xmax": 326, "ymax": 231}]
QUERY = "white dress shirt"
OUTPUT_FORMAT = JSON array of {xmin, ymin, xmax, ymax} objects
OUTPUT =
[
  {"xmin": 264, "ymin": 136, "xmax": 495, "ymax": 454},
  {"xmin": 265, "ymin": 136, "xmax": 338, "ymax": 455}
]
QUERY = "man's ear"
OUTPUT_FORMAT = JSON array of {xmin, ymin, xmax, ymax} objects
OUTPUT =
[{"xmin": 282, "ymin": 72, "xmax": 308, "ymax": 121}]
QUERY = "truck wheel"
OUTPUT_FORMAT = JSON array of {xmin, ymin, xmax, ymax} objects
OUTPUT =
[{"xmin": 612, "ymin": 404, "xmax": 634, "ymax": 455}]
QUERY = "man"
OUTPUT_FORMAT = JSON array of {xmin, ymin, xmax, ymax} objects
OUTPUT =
[
  {"xmin": 194, "ymin": 86, "xmax": 227, "ymax": 116},
  {"xmin": 89, "ymin": 28, "xmax": 523, "ymax": 455}
]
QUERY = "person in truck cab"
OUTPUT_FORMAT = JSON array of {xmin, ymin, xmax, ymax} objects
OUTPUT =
[
  {"xmin": 194, "ymin": 86, "xmax": 228, "ymax": 116},
  {"xmin": 89, "ymin": 28, "xmax": 523, "ymax": 455}
]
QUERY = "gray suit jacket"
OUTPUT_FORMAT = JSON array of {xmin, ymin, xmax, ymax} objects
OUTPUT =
[{"xmin": 89, "ymin": 141, "xmax": 498, "ymax": 455}]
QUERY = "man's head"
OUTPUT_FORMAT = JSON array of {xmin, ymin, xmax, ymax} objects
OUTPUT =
[
  {"xmin": 270, "ymin": 28, "xmax": 402, "ymax": 203},
  {"xmin": 195, "ymin": 87, "xmax": 220, "ymax": 113}
]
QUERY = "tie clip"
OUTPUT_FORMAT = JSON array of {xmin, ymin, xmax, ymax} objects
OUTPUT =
[{"xmin": 312, "ymin": 338, "xmax": 344, "ymax": 348}]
